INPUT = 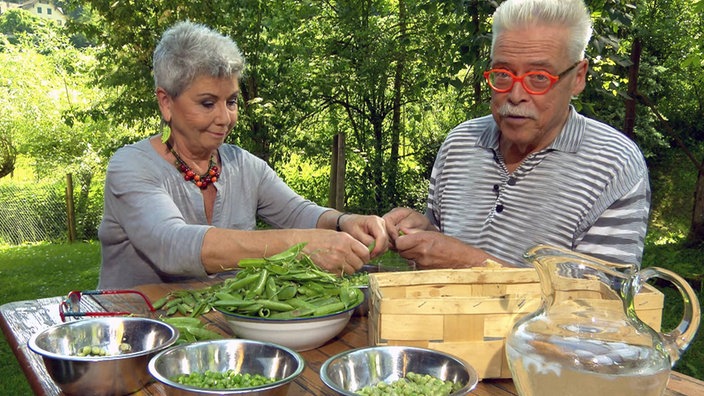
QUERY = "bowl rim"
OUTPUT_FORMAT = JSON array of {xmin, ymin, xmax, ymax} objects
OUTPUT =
[
  {"xmin": 319, "ymin": 345, "xmax": 479, "ymax": 396},
  {"xmin": 148, "ymin": 339, "xmax": 306, "ymax": 393},
  {"xmin": 214, "ymin": 301, "xmax": 360, "ymax": 323},
  {"xmin": 27, "ymin": 317, "xmax": 180, "ymax": 361}
]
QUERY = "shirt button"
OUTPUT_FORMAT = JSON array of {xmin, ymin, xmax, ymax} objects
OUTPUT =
[
  {"xmin": 507, "ymin": 177, "xmax": 516, "ymax": 186},
  {"xmin": 496, "ymin": 204, "xmax": 504, "ymax": 213}
]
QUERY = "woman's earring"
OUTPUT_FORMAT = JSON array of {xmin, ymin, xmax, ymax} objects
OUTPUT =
[{"xmin": 160, "ymin": 118, "xmax": 171, "ymax": 143}]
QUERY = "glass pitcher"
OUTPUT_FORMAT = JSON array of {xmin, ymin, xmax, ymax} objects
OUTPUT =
[{"xmin": 506, "ymin": 245, "xmax": 701, "ymax": 396}]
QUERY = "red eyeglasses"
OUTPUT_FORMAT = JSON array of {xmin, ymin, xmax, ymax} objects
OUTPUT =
[{"xmin": 483, "ymin": 61, "xmax": 582, "ymax": 95}]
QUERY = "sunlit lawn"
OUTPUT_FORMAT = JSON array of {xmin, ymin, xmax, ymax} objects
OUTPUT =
[{"xmin": 0, "ymin": 241, "xmax": 100, "ymax": 395}]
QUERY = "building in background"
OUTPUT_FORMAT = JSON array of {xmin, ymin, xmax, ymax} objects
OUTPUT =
[{"xmin": 0, "ymin": 1, "xmax": 67, "ymax": 26}]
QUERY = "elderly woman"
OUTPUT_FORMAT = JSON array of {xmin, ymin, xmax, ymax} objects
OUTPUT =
[{"xmin": 98, "ymin": 21, "xmax": 388, "ymax": 289}]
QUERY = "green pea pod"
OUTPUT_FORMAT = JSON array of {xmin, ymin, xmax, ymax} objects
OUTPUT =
[
  {"xmin": 339, "ymin": 286, "xmax": 353, "ymax": 307},
  {"xmin": 182, "ymin": 293, "xmax": 197, "ymax": 307},
  {"xmin": 237, "ymin": 258, "xmax": 268, "ymax": 267},
  {"xmin": 340, "ymin": 287, "xmax": 364, "ymax": 307},
  {"xmin": 176, "ymin": 303, "xmax": 190, "ymax": 316},
  {"xmin": 308, "ymin": 296, "xmax": 341, "ymax": 308},
  {"xmin": 268, "ymin": 308, "xmax": 315, "ymax": 319},
  {"xmin": 214, "ymin": 291, "xmax": 241, "ymax": 301},
  {"xmin": 277, "ymin": 284, "xmax": 297, "ymax": 300},
  {"xmin": 313, "ymin": 301, "xmax": 346, "ymax": 316},
  {"xmin": 162, "ymin": 316, "xmax": 202, "ymax": 328},
  {"xmin": 287, "ymin": 297, "xmax": 316, "ymax": 310},
  {"xmin": 189, "ymin": 300, "xmax": 208, "ymax": 318},
  {"xmin": 266, "ymin": 263, "xmax": 289, "ymax": 275},
  {"xmin": 224, "ymin": 273, "xmax": 261, "ymax": 292},
  {"xmin": 238, "ymin": 303, "xmax": 263, "ymax": 314},
  {"xmin": 277, "ymin": 272, "xmax": 321, "ymax": 281},
  {"xmin": 256, "ymin": 299, "xmax": 295, "ymax": 312},
  {"xmin": 246, "ymin": 268, "xmax": 269, "ymax": 299},
  {"xmin": 152, "ymin": 296, "xmax": 169, "ymax": 310},
  {"xmin": 302, "ymin": 281, "xmax": 326, "ymax": 295},
  {"xmin": 184, "ymin": 326, "xmax": 223, "ymax": 341},
  {"xmin": 211, "ymin": 299, "xmax": 259, "ymax": 308},
  {"xmin": 164, "ymin": 297, "xmax": 183, "ymax": 309},
  {"xmin": 264, "ymin": 242, "xmax": 306, "ymax": 263},
  {"xmin": 264, "ymin": 277, "xmax": 278, "ymax": 300},
  {"xmin": 258, "ymin": 308, "xmax": 271, "ymax": 317}
]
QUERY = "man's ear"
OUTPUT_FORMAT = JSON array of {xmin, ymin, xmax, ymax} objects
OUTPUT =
[{"xmin": 572, "ymin": 59, "xmax": 588, "ymax": 96}]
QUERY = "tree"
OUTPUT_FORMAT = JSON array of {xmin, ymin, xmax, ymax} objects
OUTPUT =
[
  {"xmin": 0, "ymin": 10, "xmax": 141, "ymax": 237},
  {"xmin": 61, "ymin": 0, "xmax": 704, "ymax": 238}
]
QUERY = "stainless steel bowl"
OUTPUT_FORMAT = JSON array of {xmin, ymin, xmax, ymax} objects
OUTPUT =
[
  {"xmin": 27, "ymin": 317, "xmax": 179, "ymax": 396},
  {"xmin": 320, "ymin": 346, "xmax": 479, "ymax": 395},
  {"xmin": 148, "ymin": 339, "xmax": 305, "ymax": 396}
]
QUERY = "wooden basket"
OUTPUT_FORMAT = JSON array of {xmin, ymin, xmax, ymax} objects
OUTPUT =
[{"xmin": 367, "ymin": 268, "xmax": 664, "ymax": 379}]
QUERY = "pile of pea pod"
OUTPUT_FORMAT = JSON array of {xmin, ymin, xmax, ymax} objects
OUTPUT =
[{"xmin": 153, "ymin": 243, "xmax": 367, "ymax": 320}]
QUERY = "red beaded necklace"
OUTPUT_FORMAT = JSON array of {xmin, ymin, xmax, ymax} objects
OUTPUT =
[{"xmin": 166, "ymin": 141, "xmax": 220, "ymax": 189}]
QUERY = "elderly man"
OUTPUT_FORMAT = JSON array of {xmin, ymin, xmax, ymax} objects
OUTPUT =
[{"xmin": 383, "ymin": 0, "xmax": 650, "ymax": 268}]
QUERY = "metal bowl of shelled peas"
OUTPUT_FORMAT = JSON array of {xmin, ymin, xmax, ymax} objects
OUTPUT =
[
  {"xmin": 320, "ymin": 345, "xmax": 479, "ymax": 396},
  {"xmin": 27, "ymin": 317, "xmax": 179, "ymax": 396},
  {"xmin": 148, "ymin": 339, "xmax": 305, "ymax": 396}
]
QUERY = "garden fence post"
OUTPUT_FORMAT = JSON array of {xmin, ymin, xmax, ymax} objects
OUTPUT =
[{"xmin": 65, "ymin": 173, "xmax": 76, "ymax": 243}]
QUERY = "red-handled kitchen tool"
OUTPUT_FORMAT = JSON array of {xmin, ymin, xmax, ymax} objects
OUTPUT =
[{"xmin": 59, "ymin": 289, "xmax": 156, "ymax": 322}]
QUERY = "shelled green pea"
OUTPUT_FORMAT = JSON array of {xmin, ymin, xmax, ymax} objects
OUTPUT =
[
  {"xmin": 171, "ymin": 370, "xmax": 277, "ymax": 389},
  {"xmin": 356, "ymin": 372, "xmax": 462, "ymax": 396}
]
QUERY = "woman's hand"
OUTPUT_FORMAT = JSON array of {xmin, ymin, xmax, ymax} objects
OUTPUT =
[
  {"xmin": 300, "ymin": 229, "xmax": 375, "ymax": 275},
  {"xmin": 335, "ymin": 213, "xmax": 389, "ymax": 258},
  {"xmin": 382, "ymin": 207, "xmax": 435, "ymax": 247}
]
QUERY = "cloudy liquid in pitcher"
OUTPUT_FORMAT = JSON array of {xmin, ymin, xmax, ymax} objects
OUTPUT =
[{"xmin": 506, "ymin": 338, "xmax": 671, "ymax": 396}]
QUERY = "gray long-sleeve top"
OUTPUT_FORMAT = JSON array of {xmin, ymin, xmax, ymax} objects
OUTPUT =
[{"xmin": 98, "ymin": 138, "xmax": 328, "ymax": 289}]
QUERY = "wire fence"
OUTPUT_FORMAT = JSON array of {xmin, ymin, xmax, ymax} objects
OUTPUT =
[{"xmin": 0, "ymin": 177, "xmax": 100, "ymax": 245}]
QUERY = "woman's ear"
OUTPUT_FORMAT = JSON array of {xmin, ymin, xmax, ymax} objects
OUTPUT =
[{"xmin": 156, "ymin": 87, "xmax": 172, "ymax": 123}]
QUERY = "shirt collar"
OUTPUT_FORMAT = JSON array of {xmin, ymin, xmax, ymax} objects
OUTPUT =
[{"xmin": 476, "ymin": 106, "xmax": 584, "ymax": 154}]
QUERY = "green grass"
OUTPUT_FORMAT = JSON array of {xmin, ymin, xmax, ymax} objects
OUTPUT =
[
  {"xmin": 641, "ymin": 243, "xmax": 704, "ymax": 380},
  {"xmin": 0, "ymin": 241, "xmax": 702, "ymax": 396},
  {"xmin": 0, "ymin": 241, "xmax": 101, "ymax": 395}
]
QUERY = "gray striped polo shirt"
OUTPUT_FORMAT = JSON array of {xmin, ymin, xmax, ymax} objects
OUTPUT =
[{"xmin": 426, "ymin": 107, "xmax": 650, "ymax": 268}]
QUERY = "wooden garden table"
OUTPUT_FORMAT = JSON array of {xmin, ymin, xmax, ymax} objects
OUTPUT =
[{"xmin": 2, "ymin": 278, "xmax": 703, "ymax": 395}]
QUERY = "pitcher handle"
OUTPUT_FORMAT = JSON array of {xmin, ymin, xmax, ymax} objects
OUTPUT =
[{"xmin": 630, "ymin": 267, "xmax": 701, "ymax": 366}]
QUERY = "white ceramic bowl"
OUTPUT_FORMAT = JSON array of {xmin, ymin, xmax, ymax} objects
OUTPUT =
[{"xmin": 217, "ymin": 306, "xmax": 357, "ymax": 351}]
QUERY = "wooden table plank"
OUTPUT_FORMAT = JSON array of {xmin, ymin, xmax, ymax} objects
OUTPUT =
[{"xmin": 2, "ymin": 282, "xmax": 703, "ymax": 396}]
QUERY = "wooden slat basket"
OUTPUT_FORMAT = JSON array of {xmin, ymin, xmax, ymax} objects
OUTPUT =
[{"xmin": 367, "ymin": 267, "xmax": 664, "ymax": 379}]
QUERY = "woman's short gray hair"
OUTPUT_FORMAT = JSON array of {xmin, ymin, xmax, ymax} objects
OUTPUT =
[
  {"xmin": 153, "ymin": 21, "xmax": 245, "ymax": 97},
  {"xmin": 490, "ymin": 0, "xmax": 593, "ymax": 62}
]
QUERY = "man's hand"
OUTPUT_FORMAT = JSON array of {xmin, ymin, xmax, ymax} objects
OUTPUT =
[{"xmin": 392, "ymin": 230, "xmax": 493, "ymax": 269}]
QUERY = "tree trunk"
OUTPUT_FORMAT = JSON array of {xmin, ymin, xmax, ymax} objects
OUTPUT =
[
  {"xmin": 388, "ymin": 0, "xmax": 406, "ymax": 210},
  {"xmin": 329, "ymin": 133, "xmax": 346, "ymax": 211},
  {"xmin": 470, "ymin": 0, "xmax": 482, "ymax": 104},
  {"xmin": 688, "ymin": 163, "xmax": 704, "ymax": 245},
  {"xmin": 623, "ymin": 37, "xmax": 642, "ymax": 139}
]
